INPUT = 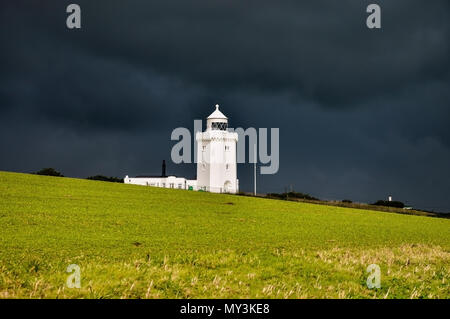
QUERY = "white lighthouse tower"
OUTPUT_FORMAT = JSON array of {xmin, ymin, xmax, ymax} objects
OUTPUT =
[{"xmin": 196, "ymin": 104, "xmax": 239, "ymax": 193}]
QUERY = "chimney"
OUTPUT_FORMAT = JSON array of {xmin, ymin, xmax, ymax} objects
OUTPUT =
[{"xmin": 162, "ymin": 160, "xmax": 166, "ymax": 177}]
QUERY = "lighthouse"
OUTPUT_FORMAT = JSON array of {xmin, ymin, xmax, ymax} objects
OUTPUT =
[
  {"xmin": 124, "ymin": 104, "xmax": 239, "ymax": 193},
  {"xmin": 196, "ymin": 104, "xmax": 239, "ymax": 193}
]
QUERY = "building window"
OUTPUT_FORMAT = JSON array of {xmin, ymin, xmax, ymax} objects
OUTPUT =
[
  {"xmin": 170, "ymin": 183, "xmax": 174, "ymax": 188},
  {"xmin": 202, "ymin": 145, "xmax": 206, "ymax": 151},
  {"xmin": 225, "ymin": 146, "xmax": 230, "ymax": 151},
  {"xmin": 211, "ymin": 122, "xmax": 227, "ymax": 131},
  {"xmin": 162, "ymin": 183, "xmax": 166, "ymax": 187},
  {"xmin": 226, "ymin": 164, "xmax": 229, "ymax": 170},
  {"xmin": 178, "ymin": 183, "xmax": 182, "ymax": 189}
]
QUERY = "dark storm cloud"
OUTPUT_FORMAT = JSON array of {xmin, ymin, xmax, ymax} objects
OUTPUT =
[
  {"xmin": 57, "ymin": 0, "xmax": 450, "ymax": 106},
  {"xmin": 0, "ymin": 0, "xmax": 449, "ymax": 211}
]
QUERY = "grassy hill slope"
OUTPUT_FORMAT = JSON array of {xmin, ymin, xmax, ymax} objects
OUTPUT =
[{"xmin": 0, "ymin": 171, "xmax": 448, "ymax": 298}]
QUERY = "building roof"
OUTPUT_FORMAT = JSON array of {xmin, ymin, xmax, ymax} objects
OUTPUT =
[
  {"xmin": 135, "ymin": 175, "xmax": 166, "ymax": 178},
  {"xmin": 133, "ymin": 175, "xmax": 196, "ymax": 179},
  {"xmin": 207, "ymin": 104, "xmax": 227, "ymax": 120}
]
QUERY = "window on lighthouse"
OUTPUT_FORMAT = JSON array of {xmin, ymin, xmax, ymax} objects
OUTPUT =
[{"xmin": 211, "ymin": 122, "xmax": 227, "ymax": 131}]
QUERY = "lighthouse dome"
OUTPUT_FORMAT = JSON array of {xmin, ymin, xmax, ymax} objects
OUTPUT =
[
  {"xmin": 206, "ymin": 104, "xmax": 228, "ymax": 131},
  {"xmin": 207, "ymin": 104, "xmax": 227, "ymax": 120}
]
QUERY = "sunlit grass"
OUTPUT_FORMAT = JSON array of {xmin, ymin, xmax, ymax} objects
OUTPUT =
[{"xmin": 0, "ymin": 171, "xmax": 448, "ymax": 298}]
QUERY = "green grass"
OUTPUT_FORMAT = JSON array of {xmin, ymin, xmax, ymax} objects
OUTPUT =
[{"xmin": 0, "ymin": 171, "xmax": 448, "ymax": 299}]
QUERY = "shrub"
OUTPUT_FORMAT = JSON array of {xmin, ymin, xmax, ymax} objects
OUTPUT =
[
  {"xmin": 35, "ymin": 168, "xmax": 64, "ymax": 177},
  {"xmin": 373, "ymin": 200, "xmax": 405, "ymax": 208},
  {"xmin": 87, "ymin": 175, "xmax": 123, "ymax": 183},
  {"xmin": 267, "ymin": 193, "xmax": 285, "ymax": 199},
  {"xmin": 267, "ymin": 192, "xmax": 319, "ymax": 201}
]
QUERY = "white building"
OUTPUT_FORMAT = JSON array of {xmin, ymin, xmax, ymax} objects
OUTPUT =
[
  {"xmin": 124, "ymin": 105, "xmax": 239, "ymax": 193},
  {"xmin": 125, "ymin": 160, "xmax": 197, "ymax": 190}
]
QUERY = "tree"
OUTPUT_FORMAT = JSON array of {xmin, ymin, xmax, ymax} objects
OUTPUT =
[
  {"xmin": 267, "ymin": 191, "xmax": 318, "ymax": 201},
  {"xmin": 35, "ymin": 168, "xmax": 64, "ymax": 177},
  {"xmin": 372, "ymin": 200, "xmax": 405, "ymax": 208},
  {"xmin": 86, "ymin": 175, "xmax": 123, "ymax": 183}
]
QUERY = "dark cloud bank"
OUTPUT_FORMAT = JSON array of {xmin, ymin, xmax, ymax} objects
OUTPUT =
[{"xmin": 0, "ymin": 1, "xmax": 449, "ymax": 212}]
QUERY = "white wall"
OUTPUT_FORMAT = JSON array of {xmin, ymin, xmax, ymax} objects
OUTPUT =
[
  {"xmin": 124, "ymin": 176, "xmax": 189, "ymax": 189},
  {"xmin": 196, "ymin": 130, "xmax": 238, "ymax": 193}
]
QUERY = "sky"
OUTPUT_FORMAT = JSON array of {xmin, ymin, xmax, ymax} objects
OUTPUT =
[{"xmin": 0, "ymin": 1, "xmax": 449, "ymax": 212}]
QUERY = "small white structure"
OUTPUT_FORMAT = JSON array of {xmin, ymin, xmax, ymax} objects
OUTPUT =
[
  {"xmin": 124, "ymin": 160, "xmax": 197, "ymax": 190},
  {"xmin": 124, "ymin": 105, "xmax": 239, "ymax": 194},
  {"xmin": 125, "ymin": 175, "xmax": 198, "ymax": 190}
]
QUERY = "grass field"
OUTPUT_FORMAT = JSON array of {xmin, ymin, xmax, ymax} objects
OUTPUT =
[{"xmin": 0, "ymin": 171, "xmax": 449, "ymax": 299}]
